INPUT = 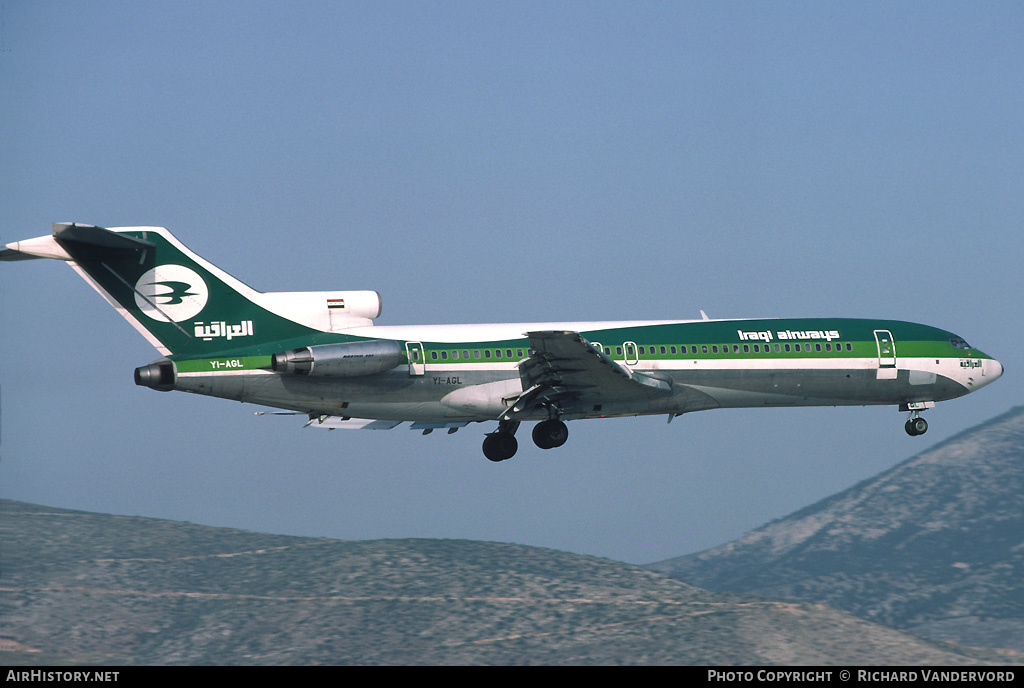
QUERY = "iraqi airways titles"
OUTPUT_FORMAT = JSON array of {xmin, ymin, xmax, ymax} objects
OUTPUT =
[{"xmin": 737, "ymin": 328, "xmax": 842, "ymax": 343}]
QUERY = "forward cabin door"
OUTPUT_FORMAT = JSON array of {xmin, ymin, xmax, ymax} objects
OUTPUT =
[
  {"xmin": 406, "ymin": 341, "xmax": 425, "ymax": 376},
  {"xmin": 874, "ymin": 330, "xmax": 897, "ymax": 380}
]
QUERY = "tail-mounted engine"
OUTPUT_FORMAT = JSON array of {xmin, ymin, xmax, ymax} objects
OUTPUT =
[
  {"xmin": 272, "ymin": 339, "xmax": 404, "ymax": 377},
  {"xmin": 134, "ymin": 360, "xmax": 176, "ymax": 391},
  {"xmin": 256, "ymin": 290, "xmax": 383, "ymax": 332}
]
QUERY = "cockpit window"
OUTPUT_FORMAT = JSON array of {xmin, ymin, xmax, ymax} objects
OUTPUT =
[{"xmin": 950, "ymin": 338, "xmax": 972, "ymax": 351}]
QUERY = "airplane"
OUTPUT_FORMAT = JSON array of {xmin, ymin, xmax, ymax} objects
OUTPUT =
[{"xmin": 2, "ymin": 223, "xmax": 1004, "ymax": 462}]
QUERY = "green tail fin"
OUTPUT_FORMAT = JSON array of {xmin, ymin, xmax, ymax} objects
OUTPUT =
[{"xmin": 5, "ymin": 224, "xmax": 381, "ymax": 357}]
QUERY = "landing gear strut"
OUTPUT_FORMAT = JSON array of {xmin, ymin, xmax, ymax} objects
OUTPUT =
[{"xmin": 483, "ymin": 420, "xmax": 520, "ymax": 462}]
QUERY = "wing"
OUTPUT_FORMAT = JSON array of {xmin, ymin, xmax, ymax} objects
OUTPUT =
[
  {"xmin": 301, "ymin": 415, "xmax": 469, "ymax": 434},
  {"xmin": 502, "ymin": 330, "xmax": 672, "ymax": 421}
]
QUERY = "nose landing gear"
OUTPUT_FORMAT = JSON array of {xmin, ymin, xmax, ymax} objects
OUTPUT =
[
  {"xmin": 901, "ymin": 401, "xmax": 933, "ymax": 437},
  {"xmin": 905, "ymin": 413, "xmax": 928, "ymax": 436}
]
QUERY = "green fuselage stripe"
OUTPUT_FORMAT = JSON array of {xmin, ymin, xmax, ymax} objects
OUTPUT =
[{"xmin": 168, "ymin": 318, "xmax": 992, "ymax": 371}]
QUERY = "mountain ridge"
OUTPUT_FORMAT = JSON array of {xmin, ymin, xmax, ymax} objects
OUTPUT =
[
  {"xmin": 1, "ymin": 498, "xmax": 1014, "ymax": 665},
  {"xmin": 650, "ymin": 405, "xmax": 1024, "ymax": 652}
]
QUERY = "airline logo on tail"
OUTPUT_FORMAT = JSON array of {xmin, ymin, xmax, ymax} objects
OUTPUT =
[{"xmin": 133, "ymin": 265, "xmax": 208, "ymax": 322}]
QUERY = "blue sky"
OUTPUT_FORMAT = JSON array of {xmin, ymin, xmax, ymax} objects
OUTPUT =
[{"xmin": 2, "ymin": 2, "xmax": 1020, "ymax": 564}]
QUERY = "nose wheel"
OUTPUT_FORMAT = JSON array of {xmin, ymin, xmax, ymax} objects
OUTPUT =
[{"xmin": 905, "ymin": 414, "xmax": 928, "ymax": 436}]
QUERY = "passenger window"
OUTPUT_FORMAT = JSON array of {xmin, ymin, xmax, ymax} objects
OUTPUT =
[
  {"xmin": 474, "ymin": 350, "xmax": 481, "ymax": 359},
  {"xmin": 670, "ymin": 346, "xmax": 677, "ymax": 354},
  {"xmin": 516, "ymin": 349, "xmax": 524, "ymax": 358},
  {"xmin": 743, "ymin": 345, "xmax": 749, "ymax": 353},
  {"xmin": 441, "ymin": 351, "xmax": 448, "ymax": 360},
  {"xmin": 431, "ymin": 351, "xmax": 438, "ymax": 360},
  {"xmin": 506, "ymin": 349, "xmax": 513, "ymax": 358},
  {"xmin": 484, "ymin": 350, "xmax": 491, "ymax": 359}
]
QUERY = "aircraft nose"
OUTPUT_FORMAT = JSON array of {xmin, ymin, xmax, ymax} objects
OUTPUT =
[{"xmin": 976, "ymin": 357, "xmax": 1003, "ymax": 389}]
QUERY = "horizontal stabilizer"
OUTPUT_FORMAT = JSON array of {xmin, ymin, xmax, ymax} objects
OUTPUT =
[
  {"xmin": 53, "ymin": 223, "xmax": 155, "ymax": 258},
  {"xmin": 2, "ymin": 233, "xmax": 72, "ymax": 261},
  {"xmin": 0, "ymin": 247, "xmax": 46, "ymax": 261},
  {"xmin": 3, "ymin": 223, "xmax": 154, "ymax": 262}
]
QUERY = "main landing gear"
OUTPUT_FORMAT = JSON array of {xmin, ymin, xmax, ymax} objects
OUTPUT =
[
  {"xmin": 532, "ymin": 419, "xmax": 568, "ymax": 449},
  {"xmin": 483, "ymin": 420, "xmax": 519, "ymax": 462},
  {"xmin": 482, "ymin": 418, "xmax": 570, "ymax": 461}
]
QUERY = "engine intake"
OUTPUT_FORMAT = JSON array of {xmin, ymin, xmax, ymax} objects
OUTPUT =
[
  {"xmin": 134, "ymin": 360, "xmax": 176, "ymax": 391},
  {"xmin": 272, "ymin": 340, "xmax": 404, "ymax": 377}
]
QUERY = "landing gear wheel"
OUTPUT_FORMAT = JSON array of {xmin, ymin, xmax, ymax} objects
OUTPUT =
[
  {"xmin": 532, "ymin": 419, "xmax": 569, "ymax": 449},
  {"xmin": 905, "ymin": 417, "xmax": 928, "ymax": 436},
  {"xmin": 483, "ymin": 433, "xmax": 518, "ymax": 462}
]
